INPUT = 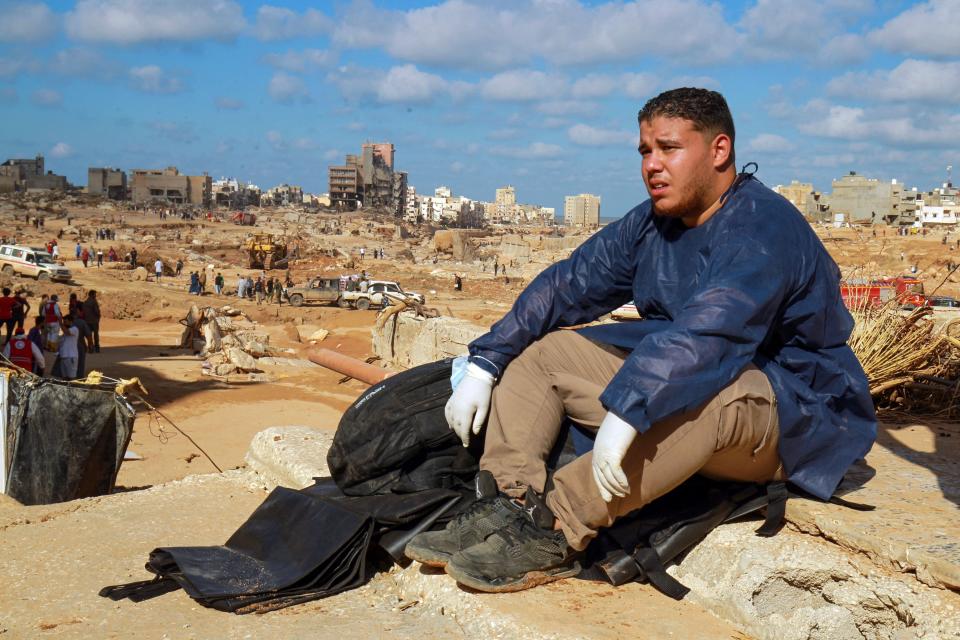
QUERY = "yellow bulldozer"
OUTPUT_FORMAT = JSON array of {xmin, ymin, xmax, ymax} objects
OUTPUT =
[{"xmin": 244, "ymin": 234, "xmax": 289, "ymax": 270}]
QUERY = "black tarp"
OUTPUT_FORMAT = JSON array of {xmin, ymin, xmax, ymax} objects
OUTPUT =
[{"xmin": 3, "ymin": 374, "xmax": 135, "ymax": 505}]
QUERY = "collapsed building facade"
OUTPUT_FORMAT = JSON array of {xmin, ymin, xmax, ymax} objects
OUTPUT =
[
  {"xmin": 328, "ymin": 142, "xmax": 407, "ymax": 216},
  {"xmin": 131, "ymin": 167, "xmax": 211, "ymax": 206},
  {"xmin": 0, "ymin": 155, "xmax": 69, "ymax": 193},
  {"xmin": 88, "ymin": 168, "xmax": 127, "ymax": 200}
]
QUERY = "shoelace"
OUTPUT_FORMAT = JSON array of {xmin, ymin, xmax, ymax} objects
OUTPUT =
[
  {"xmin": 452, "ymin": 496, "xmax": 498, "ymax": 527},
  {"xmin": 495, "ymin": 512, "xmax": 550, "ymax": 549}
]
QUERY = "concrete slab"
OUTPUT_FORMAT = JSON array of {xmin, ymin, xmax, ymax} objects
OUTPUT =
[
  {"xmin": 786, "ymin": 419, "xmax": 960, "ymax": 592},
  {"xmin": 243, "ymin": 427, "xmax": 960, "ymax": 640},
  {"xmin": 369, "ymin": 314, "xmax": 960, "ymax": 594},
  {"xmin": 245, "ymin": 425, "xmax": 334, "ymax": 490}
]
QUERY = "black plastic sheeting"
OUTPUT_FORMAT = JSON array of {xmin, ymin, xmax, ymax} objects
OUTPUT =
[
  {"xmin": 101, "ymin": 478, "xmax": 463, "ymax": 614},
  {"xmin": 3, "ymin": 375, "xmax": 135, "ymax": 505}
]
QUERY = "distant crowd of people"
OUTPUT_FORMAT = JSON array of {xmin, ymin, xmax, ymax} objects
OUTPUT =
[{"xmin": 0, "ymin": 288, "xmax": 100, "ymax": 381}]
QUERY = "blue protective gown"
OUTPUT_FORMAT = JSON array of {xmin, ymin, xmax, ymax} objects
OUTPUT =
[{"xmin": 468, "ymin": 176, "xmax": 876, "ymax": 501}]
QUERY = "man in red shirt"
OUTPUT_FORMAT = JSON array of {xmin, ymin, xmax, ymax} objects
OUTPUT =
[
  {"xmin": 3, "ymin": 327, "xmax": 44, "ymax": 375},
  {"xmin": 0, "ymin": 287, "xmax": 17, "ymax": 345}
]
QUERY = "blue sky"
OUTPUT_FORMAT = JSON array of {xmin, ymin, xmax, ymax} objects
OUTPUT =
[{"xmin": 1, "ymin": 0, "xmax": 958, "ymax": 216}]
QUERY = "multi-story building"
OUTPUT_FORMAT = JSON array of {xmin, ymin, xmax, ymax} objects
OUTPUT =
[
  {"xmin": 329, "ymin": 154, "xmax": 362, "ymax": 210},
  {"xmin": 329, "ymin": 142, "xmax": 405, "ymax": 214},
  {"xmin": 263, "ymin": 183, "xmax": 303, "ymax": 207},
  {"xmin": 131, "ymin": 167, "xmax": 211, "ymax": 206},
  {"xmin": 563, "ymin": 193, "xmax": 601, "ymax": 228},
  {"xmin": 1, "ymin": 155, "xmax": 68, "ymax": 192},
  {"xmin": 88, "ymin": 167, "xmax": 127, "ymax": 200},
  {"xmin": 404, "ymin": 186, "xmax": 420, "ymax": 222},
  {"xmin": 827, "ymin": 172, "xmax": 899, "ymax": 225},
  {"xmin": 212, "ymin": 177, "xmax": 261, "ymax": 208}
]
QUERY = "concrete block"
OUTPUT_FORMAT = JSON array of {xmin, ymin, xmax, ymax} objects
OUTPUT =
[
  {"xmin": 373, "ymin": 313, "xmax": 485, "ymax": 369},
  {"xmin": 244, "ymin": 426, "xmax": 334, "ymax": 490}
]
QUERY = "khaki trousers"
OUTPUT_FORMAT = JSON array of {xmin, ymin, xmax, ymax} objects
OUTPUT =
[{"xmin": 479, "ymin": 330, "xmax": 783, "ymax": 551}]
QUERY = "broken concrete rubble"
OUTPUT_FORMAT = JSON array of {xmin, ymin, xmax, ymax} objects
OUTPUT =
[
  {"xmin": 245, "ymin": 426, "xmax": 960, "ymax": 640},
  {"xmin": 179, "ymin": 304, "xmax": 279, "ymax": 377}
]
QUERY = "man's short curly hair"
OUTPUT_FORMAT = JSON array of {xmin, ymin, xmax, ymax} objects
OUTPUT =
[{"xmin": 638, "ymin": 88, "xmax": 735, "ymax": 148}]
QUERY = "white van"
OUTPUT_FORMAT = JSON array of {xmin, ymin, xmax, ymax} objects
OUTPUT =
[{"xmin": 0, "ymin": 245, "xmax": 72, "ymax": 282}]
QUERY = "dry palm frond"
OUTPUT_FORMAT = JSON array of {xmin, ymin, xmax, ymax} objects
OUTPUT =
[{"xmin": 848, "ymin": 303, "xmax": 959, "ymax": 398}]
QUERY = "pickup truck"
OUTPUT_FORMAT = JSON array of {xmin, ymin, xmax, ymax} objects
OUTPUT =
[
  {"xmin": 339, "ymin": 279, "xmax": 426, "ymax": 310},
  {"xmin": 285, "ymin": 277, "xmax": 342, "ymax": 307},
  {"xmin": 0, "ymin": 244, "xmax": 72, "ymax": 282}
]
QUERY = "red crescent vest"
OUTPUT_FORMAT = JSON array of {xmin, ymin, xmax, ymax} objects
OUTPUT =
[
  {"xmin": 8, "ymin": 337, "xmax": 33, "ymax": 369},
  {"xmin": 44, "ymin": 301, "xmax": 58, "ymax": 323}
]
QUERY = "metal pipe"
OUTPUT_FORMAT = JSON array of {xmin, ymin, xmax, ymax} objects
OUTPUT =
[{"xmin": 308, "ymin": 348, "xmax": 394, "ymax": 385}]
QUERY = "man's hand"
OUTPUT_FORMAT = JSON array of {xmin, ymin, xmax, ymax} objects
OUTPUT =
[
  {"xmin": 592, "ymin": 412, "xmax": 637, "ymax": 502},
  {"xmin": 445, "ymin": 362, "xmax": 495, "ymax": 447}
]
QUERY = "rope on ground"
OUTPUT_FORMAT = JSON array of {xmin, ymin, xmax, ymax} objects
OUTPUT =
[{"xmin": 128, "ymin": 393, "xmax": 224, "ymax": 473}]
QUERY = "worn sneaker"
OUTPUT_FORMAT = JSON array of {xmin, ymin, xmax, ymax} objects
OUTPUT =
[
  {"xmin": 445, "ymin": 486, "xmax": 581, "ymax": 593},
  {"xmin": 405, "ymin": 470, "xmax": 520, "ymax": 568}
]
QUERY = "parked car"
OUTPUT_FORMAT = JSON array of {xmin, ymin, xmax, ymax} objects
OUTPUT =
[
  {"xmin": 0, "ymin": 244, "xmax": 72, "ymax": 282},
  {"xmin": 340, "ymin": 280, "xmax": 426, "ymax": 310},
  {"xmin": 284, "ymin": 277, "xmax": 342, "ymax": 307}
]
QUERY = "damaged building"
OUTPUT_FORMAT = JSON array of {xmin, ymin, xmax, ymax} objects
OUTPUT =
[
  {"xmin": 131, "ymin": 167, "xmax": 211, "ymax": 206},
  {"xmin": 88, "ymin": 167, "xmax": 127, "ymax": 200},
  {"xmin": 328, "ymin": 142, "xmax": 407, "ymax": 216},
  {"xmin": 0, "ymin": 155, "xmax": 69, "ymax": 193}
]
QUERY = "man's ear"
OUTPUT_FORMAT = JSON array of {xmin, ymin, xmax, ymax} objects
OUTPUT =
[{"xmin": 711, "ymin": 133, "xmax": 734, "ymax": 170}]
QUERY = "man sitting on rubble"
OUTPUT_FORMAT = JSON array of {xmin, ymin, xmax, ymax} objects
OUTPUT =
[{"xmin": 406, "ymin": 88, "xmax": 876, "ymax": 593}]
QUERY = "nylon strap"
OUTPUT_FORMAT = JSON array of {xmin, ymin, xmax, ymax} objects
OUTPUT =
[{"xmin": 755, "ymin": 481, "xmax": 787, "ymax": 537}]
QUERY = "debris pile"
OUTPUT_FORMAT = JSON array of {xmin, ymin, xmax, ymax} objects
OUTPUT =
[
  {"xmin": 178, "ymin": 305, "xmax": 284, "ymax": 377},
  {"xmin": 850, "ymin": 304, "xmax": 960, "ymax": 413}
]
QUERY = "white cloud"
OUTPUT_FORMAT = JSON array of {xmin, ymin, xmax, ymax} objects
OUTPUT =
[
  {"xmin": 65, "ymin": 0, "xmax": 245, "ymax": 44},
  {"xmin": 571, "ymin": 73, "xmax": 619, "ymax": 99},
  {"xmin": 129, "ymin": 65, "xmax": 184, "ymax": 94},
  {"xmin": 450, "ymin": 161, "xmax": 464, "ymax": 174},
  {"xmin": 0, "ymin": 2, "xmax": 57, "ymax": 42},
  {"xmin": 328, "ymin": 64, "xmax": 466, "ymax": 104},
  {"xmin": 333, "ymin": 0, "xmax": 737, "ymax": 69},
  {"xmin": 268, "ymin": 72, "xmax": 310, "ymax": 104},
  {"xmin": 745, "ymin": 133, "xmax": 794, "ymax": 153},
  {"xmin": 377, "ymin": 64, "xmax": 448, "ymax": 103},
  {"xmin": 323, "ymin": 149, "xmax": 341, "ymax": 161},
  {"xmin": 567, "ymin": 124, "xmax": 634, "ymax": 147},
  {"xmin": 490, "ymin": 142, "xmax": 563, "ymax": 159},
  {"xmin": 818, "ymin": 33, "xmax": 870, "ymax": 65},
  {"xmin": 622, "ymin": 73, "xmax": 659, "ymax": 100},
  {"xmin": 795, "ymin": 100, "xmax": 960, "ymax": 147},
  {"xmin": 739, "ymin": 0, "xmax": 871, "ymax": 62},
  {"xmin": 827, "ymin": 60, "xmax": 960, "ymax": 104},
  {"xmin": 263, "ymin": 49, "xmax": 336, "ymax": 73},
  {"xmin": 0, "ymin": 56, "xmax": 29, "ymax": 78},
  {"xmin": 482, "ymin": 69, "xmax": 567, "ymax": 102},
  {"xmin": 869, "ymin": 0, "xmax": 960, "ymax": 58},
  {"xmin": 215, "ymin": 96, "xmax": 244, "ymax": 110},
  {"xmin": 31, "ymin": 88, "xmax": 62, "ymax": 106},
  {"xmin": 149, "ymin": 121, "xmax": 197, "ymax": 143},
  {"xmin": 50, "ymin": 142, "xmax": 73, "ymax": 158},
  {"xmin": 536, "ymin": 100, "xmax": 598, "ymax": 117},
  {"xmin": 48, "ymin": 48, "xmax": 119, "ymax": 78},
  {"xmin": 253, "ymin": 5, "xmax": 331, "ymax": 40}
]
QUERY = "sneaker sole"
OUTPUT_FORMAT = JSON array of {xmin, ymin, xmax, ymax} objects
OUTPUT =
[
  {"xmin": 446, "ymin": 561, "xmax": 581, "ymax": 593},
  {"xmin": 404, "ymin": 543, "xmax": 453, "ymax": 569}
]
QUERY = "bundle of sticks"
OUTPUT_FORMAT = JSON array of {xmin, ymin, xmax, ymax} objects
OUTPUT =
[{"xmin": 848, "ymin": 303, "xmax": 960, "ymax": 412}]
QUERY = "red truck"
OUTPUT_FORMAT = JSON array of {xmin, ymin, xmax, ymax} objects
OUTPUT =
[{"xmin": 840, "ymin": 276, "xmax": 926, "ymax": 309}]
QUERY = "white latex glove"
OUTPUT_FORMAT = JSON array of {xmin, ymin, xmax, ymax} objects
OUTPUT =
[
  {"xmin": 592, "ymin": 412, "xmax": 638, "ymax": 502},
  {"xmin": 445, "ymin": 362, "xmax": 495, "ymax": 447}
]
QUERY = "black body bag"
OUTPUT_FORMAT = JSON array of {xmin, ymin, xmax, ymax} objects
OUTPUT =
[
  {"xmin": 579, "ymin": 475, "xmax": 789, "ymax": 599},
  {"xmin": 326, "ymin": 358, "xmax": 481, "ymax": 495},
  {"xmin": 100, "ymin": 478, "xmax": 461, "ymax": 614}
]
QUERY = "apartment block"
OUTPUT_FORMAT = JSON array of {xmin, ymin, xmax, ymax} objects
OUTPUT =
[
  {"xmin": 827, "ymin": 172, "xmax": 897, "ymax": 224},
  {"xmin": 564, "ymin": 193, "xmax": 601, "ymax": 228},
  {"xmin": 88, "ymin": 167, "xmax": 127, "ymax": 200},
  {"xmin": 131, "ymin": 167, "xmax": 210, "ymax": 206}
]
